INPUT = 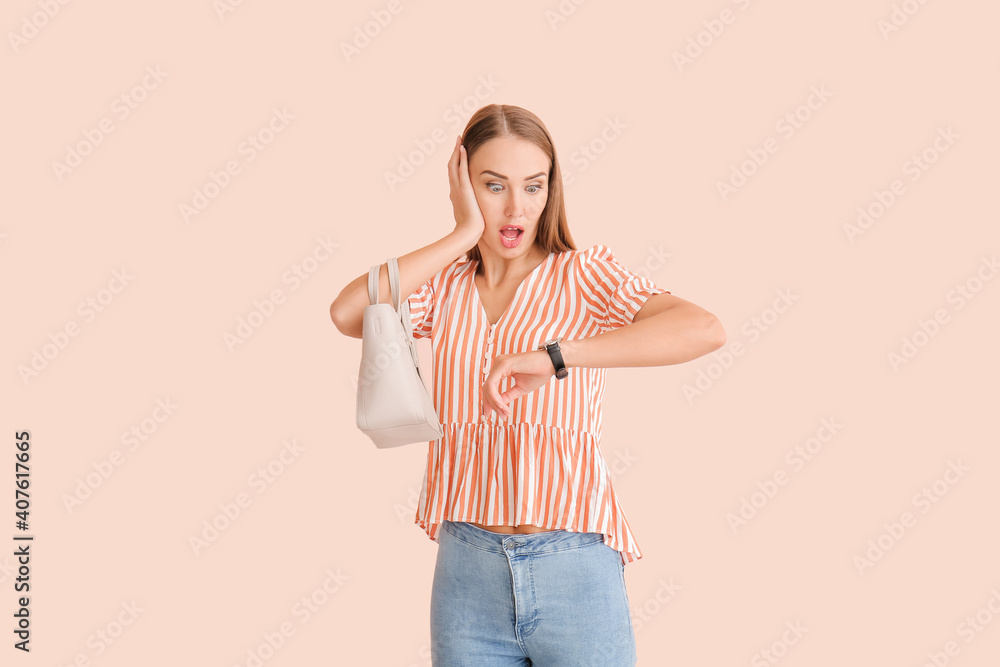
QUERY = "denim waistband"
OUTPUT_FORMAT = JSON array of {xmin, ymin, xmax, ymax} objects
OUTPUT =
[{"xmin": 442, "ymin": 520, "xmax": 606, "ymax": 556}]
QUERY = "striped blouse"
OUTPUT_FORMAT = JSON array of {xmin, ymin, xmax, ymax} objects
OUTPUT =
[{"xmin": 407, "ymin": 243, "xmax": 670, "ymax": 566}]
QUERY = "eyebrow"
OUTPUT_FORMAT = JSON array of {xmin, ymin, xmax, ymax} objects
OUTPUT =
[{"xmin": 480, "ymin": 170, "xmax": 547, "ymax": 181}]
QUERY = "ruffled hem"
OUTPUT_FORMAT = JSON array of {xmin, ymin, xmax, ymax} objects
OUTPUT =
[{"xmin": 414, "ymin": 422, "xmax": 643, "ymax": 566}]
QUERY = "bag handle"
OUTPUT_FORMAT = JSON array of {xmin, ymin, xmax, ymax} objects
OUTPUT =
[
  {"xmin": 388, "ymin": 258, "xmax": 420, "ymax": 369},
  {"xmin": 387, "ymin": 256, "xmax": 403, "ymax": 311},
  {"xmin": 366, "ymin": 258, "xmax": 404, "ymax": 310},
  {"xmin": 368, "ymin": 258, "xmax": 423, "ymax": 373},
  {"xmin": 367, "ymin": 264, "xmax": 380, "ymax": 305}
]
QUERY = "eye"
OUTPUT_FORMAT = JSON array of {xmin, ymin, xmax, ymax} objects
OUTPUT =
[
  {"xmin": 527, "ymin": 184, "xmax": 543, "ymax": 194},
  {"xmin": 487, "ymin": 182, "xmax": 503, "ymax": 193}
]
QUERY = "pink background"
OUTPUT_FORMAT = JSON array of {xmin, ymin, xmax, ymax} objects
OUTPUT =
[{"xmin": 2, "ymin": 1, "xmax": 998, "ymax": 664}]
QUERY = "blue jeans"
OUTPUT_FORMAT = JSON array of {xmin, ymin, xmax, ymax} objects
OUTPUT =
[{"xmin": 430, "ymin": 520, "xmax": 637, "ymax": 666}]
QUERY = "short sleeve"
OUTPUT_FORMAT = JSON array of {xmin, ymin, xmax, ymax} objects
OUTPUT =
[
  {"xmin": 406, "ymin": 277, "xmax": 435, "ymax": 339},
  {"xmin": 576, "ymin": 244, "xmax": 671, "ymax": 331}
]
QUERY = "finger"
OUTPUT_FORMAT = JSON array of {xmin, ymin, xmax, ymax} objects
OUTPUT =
[
  {"xmin": 484, "ymin": 396, "xmax": 508, "ymax": 420},
  {"xmin": 499, "ymin": 384, "xmax": 526, "ymax": 404},
  {"xmin": 448, "ymin": 142, "xmax": 458, "ymax": 178},
  {"xmin": 481, "ymin": 367, "xmax": 511, "ymax": 410},
  {"xmin": 448, "ymin": 137, "xmax": 462, "ymax": 176},
  {"xmin": 490, "ymin": 399, "xmax": 508, "ymax": 420},
  {"xmin": 482, "ymin": 373, "xmax": 501, "ymax": 407},
  {"xmin": 484, "ymin": 389, "xmax": 504, "ymax": 410},
  {"xmin": 459, "ymin": 145, "xmax": 471, "ymax": 186}
]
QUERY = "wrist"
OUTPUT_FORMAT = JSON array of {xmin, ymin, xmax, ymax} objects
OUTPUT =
[
  {"xmin": 538, "ymin": 349, "xmax": 557, "ymax": 377},
  {"xmin": 559, "ymin": 338, "xmax": 579, "ymax": 368},
  {"xmin": 449, "ymin": 229, "xmax": 481, "ymax": 253},
  {"xmin": 538, "ymin": 337, "xmax": 569, "ymax": 379}
]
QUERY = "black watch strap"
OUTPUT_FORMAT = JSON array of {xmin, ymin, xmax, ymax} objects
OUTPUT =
[{"xmin": 538, "ymin": 338, "xmax": 568, "ymax": 380}]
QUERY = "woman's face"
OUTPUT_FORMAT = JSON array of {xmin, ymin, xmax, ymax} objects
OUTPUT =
[{"xmin": 468, "ymin": 135, "xmax": 550, "ymax": 260}]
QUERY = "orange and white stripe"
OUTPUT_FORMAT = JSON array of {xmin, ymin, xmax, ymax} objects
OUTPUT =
[{"xmin": 407, "ymin": 244, "xmax": 670, "ymax": 566}]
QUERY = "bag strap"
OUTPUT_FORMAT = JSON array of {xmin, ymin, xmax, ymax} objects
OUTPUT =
[
  {"xmin": 388, "ymin": 257, "xmax": 423, "ymax": 372},
  {"xmin": 387, "ymin": 257, "xmax": 402, "ymax": 311},
  {"xmin": 368, "ymin": 259, "xmax": 422, "ymax": 370},
  {"xmin": 367, "ymin": 258, "xmax": 405, "ymax": 313},
  {"xmin": 367, "ymin": 264, "xmax": 380, "ymax": 305}
]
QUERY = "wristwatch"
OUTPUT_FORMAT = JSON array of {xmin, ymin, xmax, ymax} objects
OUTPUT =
[{"xmin": 538, "ymin": 337, "xmax": 568, "ymax": 380}]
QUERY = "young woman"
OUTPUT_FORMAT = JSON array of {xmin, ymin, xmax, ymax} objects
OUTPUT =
[{"xmin": 330, "ymin": 104, "xmax": 725, "ymax": 666}]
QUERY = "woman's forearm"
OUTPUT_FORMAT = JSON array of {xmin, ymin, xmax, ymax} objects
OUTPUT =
[
  {"xmin": 329, "ymin": 230, "xmax": 478, "ymax": 338},
  {"xmin": 560, "ymin": 304, "xmax": 726, "ymax": 369}
]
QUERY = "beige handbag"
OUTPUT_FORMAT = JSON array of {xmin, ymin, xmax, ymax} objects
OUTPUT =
[{"xmin": 355, "ymin": 257, "xmax": 444, "ymax": 448}]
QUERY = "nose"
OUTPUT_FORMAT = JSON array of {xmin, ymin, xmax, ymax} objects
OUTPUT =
[{"xmin": 505, "ymin": 189, "xmax": 524, "ymax": 219}]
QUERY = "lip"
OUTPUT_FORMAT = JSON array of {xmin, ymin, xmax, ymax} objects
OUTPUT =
[{"xmin": 499, "ymin": 224, "xmax": 524, "ymax": 248}]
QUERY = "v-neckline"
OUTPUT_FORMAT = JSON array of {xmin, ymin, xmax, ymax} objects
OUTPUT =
[{"xmin": 472, "ymin": 253, "xmax": 552, "ymax": 327}]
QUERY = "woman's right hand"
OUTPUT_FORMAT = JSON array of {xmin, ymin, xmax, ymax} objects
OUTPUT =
[{"xmin": 448, "ymin": 135, "xmax": 486, "ymax": 249}]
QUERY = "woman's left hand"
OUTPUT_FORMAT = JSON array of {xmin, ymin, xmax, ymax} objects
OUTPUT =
[{"xmin": 481, "ymin": 350, "xmax": 555, "ymax": 420}]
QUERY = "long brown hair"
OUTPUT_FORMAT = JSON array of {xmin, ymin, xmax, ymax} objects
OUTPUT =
[{"xmin": 460, "ymin": 104, "xmax": 576, "ymax": 264}]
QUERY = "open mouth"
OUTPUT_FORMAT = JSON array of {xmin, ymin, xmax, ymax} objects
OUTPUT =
[{"xmin": 500, "ymin": 225, "xmax": 523, "ymax": 248}]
